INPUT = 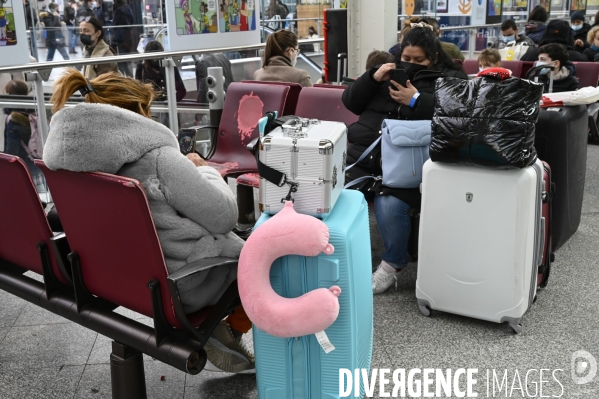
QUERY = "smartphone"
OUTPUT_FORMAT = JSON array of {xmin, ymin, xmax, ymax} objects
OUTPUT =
[
  {"xmin": 390, "ymin": 69, "xmax": 409, "ymax": 89},
  {"xmin": 178, "ymin": 128, "xmax": 198, "ymax": 155}
]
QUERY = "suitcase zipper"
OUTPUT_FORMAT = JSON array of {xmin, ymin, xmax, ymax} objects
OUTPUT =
[
  {"xmin": 291, "ymin": 138, "xmax": 299, "ymax": 180},
  {"xmin": 286, "ymin": 258, "xmax": 312, "ymax": 399}
]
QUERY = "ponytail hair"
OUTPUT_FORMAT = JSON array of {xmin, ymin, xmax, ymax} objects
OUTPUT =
[
  {"xmin": 51, "ymin": 68, "xmax": 158, "ymax": 117},
  {"xmin": 263, "ymin": 30, "xmax": 298, "ymax": 67}
]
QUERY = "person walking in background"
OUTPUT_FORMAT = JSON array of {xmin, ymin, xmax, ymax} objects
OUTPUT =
[
  {"xmin": 93, "ymin": 0, "xmax": 105, "ymax": 25},
  {"xmin": 23, "ymin": 0, "xmax": 38, "ymax": 30},
  {"xmin": 266, "ymin": 0, "xmax": 287, "ymax": 30},
  {"xmin": 112, "ymin": 0, "xmax": 135, "ymax": 76},
  {"xmin": 41, "ymin": 3, "xmax": 70, "ymax": 62},
  {"xmin": 64, "ymin": 0, "xmax": 78, "ymax": 54},
  {"xmin": 76, "ymin": 0, "xmax": 94, "ymax": 21}
]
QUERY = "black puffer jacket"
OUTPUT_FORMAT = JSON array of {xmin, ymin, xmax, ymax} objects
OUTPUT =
[
  {"xmin": 583, "ymin": 46, "xmax": 599, "ymax": 61},
  {"xmin": 573, "ymin": 23, "xmax": 591, "ymax": 53},
  {"xmin": 525, "ymin": 63, "xmax": 579, "ymax": 93},
  {"xmin": 342, "ymin": 64, "xmax": 467, "ymax": 207}
]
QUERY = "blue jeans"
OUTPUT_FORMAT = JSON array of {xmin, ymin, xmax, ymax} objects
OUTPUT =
[
  {"xmin": 69, "ymin": 28, "xmax": 78, "ymax": 50},
  {"xmin": 374, "ymin": 195, "xmax": 411, "ymax": 270},
  {"xmin": 46, "ymin": 42, "xmax": 70, "ymax": 62}
]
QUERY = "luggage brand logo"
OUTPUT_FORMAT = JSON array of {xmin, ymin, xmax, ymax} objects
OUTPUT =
[{"xmin": 466, "ymin": 193, "xmax": 473, "ymax": 203}]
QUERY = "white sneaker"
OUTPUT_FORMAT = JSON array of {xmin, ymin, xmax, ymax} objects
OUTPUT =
[
  {"xmin": 203, "ymin": 336, "xmax": 254, "ymax": 374},
  {"xmin": 372, "ymin": 262, "xmax": 401, "ymax": 294}
]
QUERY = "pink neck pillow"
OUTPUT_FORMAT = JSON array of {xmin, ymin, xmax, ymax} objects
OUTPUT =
[{"xmin": 238, "ymin": 201, "xmax": 341, "ymax": 338}]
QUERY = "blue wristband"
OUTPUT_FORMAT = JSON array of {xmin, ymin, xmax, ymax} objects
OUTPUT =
[{"xmin": 409, "ymin": 92, "xmax": 421, "ymax": 108}]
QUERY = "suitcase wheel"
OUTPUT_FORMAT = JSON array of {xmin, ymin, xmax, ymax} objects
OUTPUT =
[
  {"xmin": 509, "ymin": 323, "xmax": 523, "ymax": 334},
  {"xmin": 418, "ymin": 303, "xmax": 431, "ymax": 317}
]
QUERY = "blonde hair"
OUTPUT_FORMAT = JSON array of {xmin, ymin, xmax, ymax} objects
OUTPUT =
[
  {"xmin": 51, "ymin": 69, "xmax": 158, "ymax": 117},
  {"xmin": 588, "ymin": 26, "xmax": 599, "ymax": 44},
  {"xmin": 478, "ymin": 49, "xmax": 501, "ymax": 68}
]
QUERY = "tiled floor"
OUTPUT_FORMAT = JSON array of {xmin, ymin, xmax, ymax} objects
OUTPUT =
[{"xmin": 1, "ymin": 148, "xmax": 598, "ymax": 397}]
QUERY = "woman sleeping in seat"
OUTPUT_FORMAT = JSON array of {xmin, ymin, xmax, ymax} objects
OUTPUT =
[
  {"xmin": 43, "ymin": 69, "xmax": 254, "ymax": 374},
  {"xmin": 342, "ymin": 24, "xmax": 467, "ymax": 295}
]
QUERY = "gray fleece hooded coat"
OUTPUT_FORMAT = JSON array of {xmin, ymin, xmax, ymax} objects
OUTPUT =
[{"xmin": 43, "ymin": 103, "xmax": 243, "ymax": 313}]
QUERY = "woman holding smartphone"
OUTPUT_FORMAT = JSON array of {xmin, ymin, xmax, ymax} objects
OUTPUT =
[{"xmin": 342, "ymin": 24, "xmax": 467, "ymax": 295}]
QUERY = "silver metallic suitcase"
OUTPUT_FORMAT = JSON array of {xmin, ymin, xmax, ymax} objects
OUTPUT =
[{"xmin": 259, "ymin": 118, "xmax": 347, "ymax": 217}]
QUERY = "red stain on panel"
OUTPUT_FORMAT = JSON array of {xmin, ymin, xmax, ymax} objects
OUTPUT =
[{"xmin": 237, "ymin": 92, "xmax": 264, "ymax": 144}]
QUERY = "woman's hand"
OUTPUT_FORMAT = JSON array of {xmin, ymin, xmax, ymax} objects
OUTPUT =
[
  {"xmin": 372, "ymin": 63, "xmax": 396, "ymax": 82},
  {"xmin": 186, "ymin": 153, "xmax": 208, "ymax": 167},
  {"xmin": 574, "ymin": 39, "xmax": 584, "ymax": 47},
  {"xmin": 389, "ymin": 80, "xmax": 418, "ymax": 106}
]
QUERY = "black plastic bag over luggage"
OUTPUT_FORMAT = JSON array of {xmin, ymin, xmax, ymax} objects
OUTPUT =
[{"xmin": 430, "ymin": 75, "xmax": 544, "ymax": 169}]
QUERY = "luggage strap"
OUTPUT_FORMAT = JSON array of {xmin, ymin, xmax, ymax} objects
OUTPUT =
[
  {"xmin": 343, "ymin": 136, "xmax": 381, "ymax": 189},
  {"xmin": 256, "ymin": 156, "xmax": 298, "ymax": 203}
]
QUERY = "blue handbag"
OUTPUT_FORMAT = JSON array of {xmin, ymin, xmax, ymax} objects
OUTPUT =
[{"xmin": 345, "ymin": 119, "xmax": 431, "ymax": 189}]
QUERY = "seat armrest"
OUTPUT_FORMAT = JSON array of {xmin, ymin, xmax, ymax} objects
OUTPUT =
[{"xmin": 167, "ymin": 257, "xmax": 238, "ymax": 283}]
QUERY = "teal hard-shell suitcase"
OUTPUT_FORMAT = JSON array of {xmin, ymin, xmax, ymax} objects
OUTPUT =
[{"xmin": 252, "ymin": 189, "xmax": 373, "ymax": 399}]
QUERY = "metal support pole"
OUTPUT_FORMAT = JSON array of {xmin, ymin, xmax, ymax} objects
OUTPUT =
[
  {"xmin": 27, "ymin": 72, "xmax": 50, "ymax": 146},
  {"xmin": 110, "ymin": 341, "xmax": 147, "ymax": 399},
  {"xmin": 468, "ymin": 28, "xmax": 477, "ymax": 60},
  {"xmin": 162, "ymin": 58, "xmax": 179, "ymax": 134}
]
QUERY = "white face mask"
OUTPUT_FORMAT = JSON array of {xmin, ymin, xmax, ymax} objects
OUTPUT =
[
  {"xmin": 289, "ymin": 50, "xmax": 297, "ymax": 67},
  {"xmin": 92, "ymin": 1, "xmax": 97, "ymax": 7}
]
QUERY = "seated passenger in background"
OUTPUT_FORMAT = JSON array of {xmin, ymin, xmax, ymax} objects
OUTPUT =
[
  {"xmin": 389, "ymin": 20, "xmax": 415, "ymax": 56},
  {"xmin": 43, "ymin": 69, "xmax": 254, "ymax": 374},
  {"xmin": 342, "ymin": 25, "xmax": 467, "ymax": 295},
  {"xmin": 2, "ymin": 80, "xmax": 41, "ymax": 178},
  {"xmin": 571, "ymin": 11, "xmax": 591, "ymax": 53},
  {"xmin": 520, "ymin": 20, "xmax": 587, "ymax": 62},
  {"xmin": 253, "ymin": 30, "xmax": 312, "ymax": 87},
  {"xmin": 525, "ymin": 5, "xmax": 549, "ymax": 45},
  {"xmin": 79, "ymin": 16, "xmax": 119, "ymax": 79},
  {"xmin": 478, "ymin": 49, "xmax": 501, "ymax": 71},
  {"xmin": 424, "ymin": 17, "xmax": 465, "ymax": 61},
  {"xmin": 529, "ymin": 44, "xmax": 579, "ymax": 92},
  {"xmin": 489, "ymin": 19, "xmax": 535, "ymax": 50},
  {"xmin": 583, "ymin": 26, "xmax": 599, "ymax": 61},
  {"xmin": 135, "ymin": 40, "xmax": 187, "ymax": 102}
]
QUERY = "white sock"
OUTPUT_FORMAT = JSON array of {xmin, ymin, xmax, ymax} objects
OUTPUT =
[{"xmin": 381, "ymin": 261, "xmax": 398, "ymax": 274}]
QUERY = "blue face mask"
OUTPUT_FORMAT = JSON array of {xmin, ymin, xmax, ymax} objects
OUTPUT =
[
  {"xmin": 591, "ymin": 44, "xmax": 599, "ymax": 51},
  {"xmin": 502, "ymin": 35, "xmax": 515, "ymax": 43},
  {"xmin": 572, "ymin": 24, "xmax": 583, "ymax": 31},
  {"xmin": 535, "ymin": 60, "xmax": 555, "ymax": 76}
]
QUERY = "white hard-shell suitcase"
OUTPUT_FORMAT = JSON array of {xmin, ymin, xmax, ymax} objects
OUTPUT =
[
  {"xmin": 259, "ymin": 118, "xmax": 347, "ymax": 217},
  {"xmin": 416, "ymin": 159, "xmax": 544, "ymax": 333}
]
